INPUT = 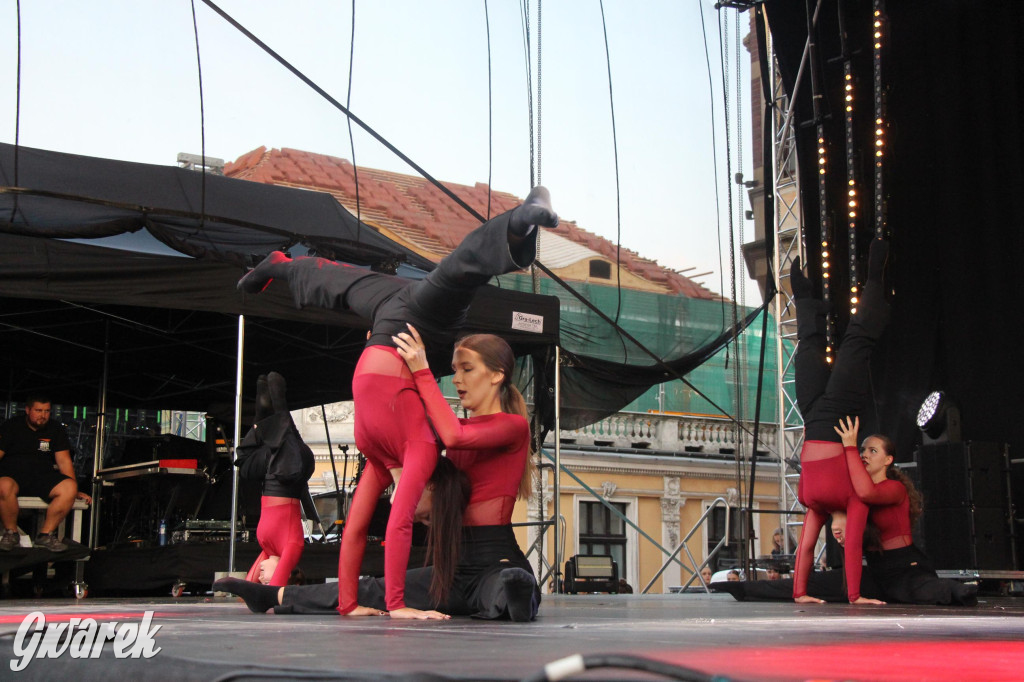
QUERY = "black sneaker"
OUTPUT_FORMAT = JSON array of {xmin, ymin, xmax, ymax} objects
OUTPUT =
[
  {"xmin": 33, "ymin": 532, "xmax": 68, "ymax": 552},
  {"xmin": 0, "ymin": 530, "xmax": 19, "ymax": 551}
]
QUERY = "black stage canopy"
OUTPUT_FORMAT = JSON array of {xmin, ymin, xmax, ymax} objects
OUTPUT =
[
  {"xmin": 0, "ymin": 143, "xmax": 560, "ymax": 419},
  {"xmin": 763, "ymin": 0, "xmax": 1024, "ymax": 461}
]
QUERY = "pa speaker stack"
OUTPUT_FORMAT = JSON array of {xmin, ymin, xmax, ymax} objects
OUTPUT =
[{"xmin": 915, "ymin": 441, "xmax": 1014, "ymax": 570}]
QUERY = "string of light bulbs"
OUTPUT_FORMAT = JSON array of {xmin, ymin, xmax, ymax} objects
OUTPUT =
[
  {"xmin": 844, "ymin": 63, "xmax": 858, "ymax": 316},
  {"xmin": 873, "ymin": 1, "xmax": 887, "ymax": 240}
]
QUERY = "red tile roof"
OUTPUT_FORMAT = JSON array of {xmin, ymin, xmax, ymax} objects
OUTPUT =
[{"xmin": 225, "ymin": 147, "xmax": 717, "ymax": 299}]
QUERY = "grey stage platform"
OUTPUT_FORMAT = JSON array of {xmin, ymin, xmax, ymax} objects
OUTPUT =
[{"xmin": 2, "ymin": 592, "xmax": 1024, "ymax": 681}]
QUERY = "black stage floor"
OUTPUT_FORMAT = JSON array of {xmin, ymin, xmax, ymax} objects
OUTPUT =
[{"xmin": 1, "ymin": 592, "xmax": 1023, "ymax": 681}]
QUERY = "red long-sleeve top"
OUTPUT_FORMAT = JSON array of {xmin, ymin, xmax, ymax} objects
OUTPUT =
[
  {"xmin": 412, "ymin": 369, "xmax": 530, "ymax": 526},
  {"xmin": 844, "ymin": 445, "xmax": 913, "ymax": 548}
]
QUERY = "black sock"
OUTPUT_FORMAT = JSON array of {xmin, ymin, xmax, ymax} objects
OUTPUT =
[
  {"xmin": 213, "ymin": 577, "xmax": 279, "ymax": 613},
  {"xmin": 790, "ymin": 257, "xmax": 814, "ymax": 300},
  {"xmin": 254, "ymin": 375, "xmax": 271, "ymax": 422},
  {"xmin": 867, "ymin": 238, "xmax": 889, "ymax": 284},
  {"xmin": 500, "ymin": 568, "xmax": 537, "ymax": 622},
  {"xmin": 267, "ymin": 371, "xmax": 288, "ymax": 414},
  {"xmin": 509, "ymin": 186, "xmax": 558, "ymax": 238}
]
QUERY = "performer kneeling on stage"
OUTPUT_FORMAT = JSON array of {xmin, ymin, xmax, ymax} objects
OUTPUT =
[
  {"xmin": 235, "ymin": 187, "xmax": 556, "ymax": 619},
  {"xmin": 838, "ymin": 416, "xmax": 978, "ymax": 606},
  {"xmin": 216, "ymin": 332, "xmax": 541, "ymax": 621}
]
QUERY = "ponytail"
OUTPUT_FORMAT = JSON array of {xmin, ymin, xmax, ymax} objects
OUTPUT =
[{"xmin": 501, "ymin": 382, "xmax": 536, "ymax": 500}]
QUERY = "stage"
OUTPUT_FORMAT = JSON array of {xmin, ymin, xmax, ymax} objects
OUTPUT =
[{"xmin": 2, "ymin": 591, "xmax": 1023, "ymax": 680}]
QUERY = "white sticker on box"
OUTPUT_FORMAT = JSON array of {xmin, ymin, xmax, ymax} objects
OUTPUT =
[{"xmin": 511, "ymin": 311, "xmax": 544, "ymax": 333}]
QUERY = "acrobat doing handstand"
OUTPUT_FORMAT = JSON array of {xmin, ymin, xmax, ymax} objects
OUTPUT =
[
  {"xmin": 237, "ymin": 187, "xmax": 557, "ymax": 618},
  {"xmin": 790, "ymin": 238, "xmax": 890, "ymax": 604}
]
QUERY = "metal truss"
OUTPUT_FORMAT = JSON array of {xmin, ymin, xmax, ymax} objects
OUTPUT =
[{"xmin": 766, "ymin": 13, "xmax": 806, "ymax": 552}]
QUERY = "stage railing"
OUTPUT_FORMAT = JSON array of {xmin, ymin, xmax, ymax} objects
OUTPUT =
[{"xmin": 642, "ymin": 496, "xmax": 730, "ymax": 595}]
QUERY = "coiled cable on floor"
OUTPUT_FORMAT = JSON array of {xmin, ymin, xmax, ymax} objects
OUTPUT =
[{"xmin": 521, "ymin": 653, "xmax": 732, "ymax": 682}]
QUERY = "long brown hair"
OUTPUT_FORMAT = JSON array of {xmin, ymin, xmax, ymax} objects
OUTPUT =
[
  {"xmin": 454, "ymin": 333, "xmax": 536, "ymax": 500},
  {"xmin": 426, "ymin": 456, "xmax": 471, "ymax": 604},
  {"xmin": 863, "ymin": 433, "xmax": 924, "ymax": 551}
]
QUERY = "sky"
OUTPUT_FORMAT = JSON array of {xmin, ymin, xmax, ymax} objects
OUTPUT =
[{"xmin": 1, "ymin": 0, "xmax": 755, "ymax": 302}]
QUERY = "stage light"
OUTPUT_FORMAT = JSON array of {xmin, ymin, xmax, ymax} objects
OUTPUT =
[{"xmin": 917, "ymin": 391, "xmax": 962, "ymax": 444}]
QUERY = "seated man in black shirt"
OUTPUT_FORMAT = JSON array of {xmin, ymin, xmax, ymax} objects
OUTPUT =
[{"xmin": 0, "ymin": 396, "xmax": 92, "ymax": 552}]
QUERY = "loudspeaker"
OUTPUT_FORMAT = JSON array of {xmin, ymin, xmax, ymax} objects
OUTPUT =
[
  {"xmin": 915, "ymin": 441, "xmax": 1014, "ymax": 570},
  {"xmin": 914, "ymin": 441, "xmax": 1008, "ymax": 509},
  {"xmin": 919, "ymin": 507, "xmax": 1013, "ymax": 570}
]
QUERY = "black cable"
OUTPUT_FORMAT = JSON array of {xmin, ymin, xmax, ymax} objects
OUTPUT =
[
  {"xmin": 345, "ymin": 0, "xmax": 363, "ymax": 242},
  {"xmin": 484, "ymin": 0, "xmax": 493, "ymax": 219},
  {"xmin": 189, "ymin": 0, "xmax": 208, "ymax": 228},
  {"xmin": 697, "ymin": 0, "xmax": 729, "ymax": 333},
  {"xmin": 598, "ymin": 0, "xmax": 624, "ymax": 325},
  {"xmin": 521, "ymin": 652, "xmax": 726, "ymax": 682},
  {"xmin": 536, "ymin": 0, "xmax": 543, "ymax": 186},
  {"xmin": 199, "ymin": 0, "xmax": 770, "ymax": 444},
  {"xmin": 520, "ymin": 0, "xmax": 535, "ymax": 188},
  {"xmin": 8, "ymin": 0, "xmax": 21, "ymax": 225},
  {"xmin": 199, "ymin": 0, "xmax": 485, "ymax": 228},
  {"xmin": 718, "ymin": 7, "xmax": 739, "ymax": 379}
]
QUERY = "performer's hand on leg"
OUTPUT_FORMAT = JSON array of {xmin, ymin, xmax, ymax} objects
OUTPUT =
[
  {"xmin": 393, "ymin": 324, "xmax": 429, "ymax": 373},
  {"xmin": 834, "ymin": 416, "xmax": 860, "ymax": 448}
]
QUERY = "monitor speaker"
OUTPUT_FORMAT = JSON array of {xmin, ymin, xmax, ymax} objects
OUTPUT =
[
  {"xmin": 914, "ymin": 441, "xmax": 1008, "ymax": 509},
  {"xmin": 915, "ymin": 441, "xmax": 1014, "ymax": 570}
]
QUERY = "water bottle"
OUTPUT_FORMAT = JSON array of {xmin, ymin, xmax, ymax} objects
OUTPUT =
[{"xmin": 159, "ymin": 519, "xmax": 168, "ymax": 546}]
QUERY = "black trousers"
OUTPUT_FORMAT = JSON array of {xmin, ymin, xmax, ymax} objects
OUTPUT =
[
  {"xmin": 867, "ymin": 545, "xmax": 964, "ymax": 605},
  {"xmin": 795, "ymin": 282, "xmax": 890, "ymax": 442},
  {"xmin": 278, "ymin": 209, "xmax": 537, "ymax": 371},
  {"xmin": 276, "ymin": 525, "xmax": 540, "ymax": 620}
]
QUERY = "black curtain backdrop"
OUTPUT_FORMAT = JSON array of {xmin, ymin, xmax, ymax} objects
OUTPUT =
[{"xmin": 765, "ymin": 0, "xmax": 1024, "ymax": 461}]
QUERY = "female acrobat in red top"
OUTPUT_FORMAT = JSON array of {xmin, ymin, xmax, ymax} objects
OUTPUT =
[
  {"xmin": 236, "ymin": 187, "xmax": 556, "ymax": 618},
  {"xmin": 790, "ymin": 238, "xmax": 890, "ymax": 604},
  {"xmin": 213, "ymin": 331, "xmax": 542, "ymax": 621}
]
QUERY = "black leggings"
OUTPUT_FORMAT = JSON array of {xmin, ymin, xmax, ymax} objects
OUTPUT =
[
  {"xmin": 276, "ymin": 209, "xmax": 536, "ymax": 371},
  {"xmin": 867, "ymin": 545, "xmax": 965, "ymax": 605},
  {"xmin": 795, "ymin": 282, "xmax": 890, "ymax": 441},
  {"xmin": 276, "ymin": 525, "xmax": 541, "ymax": 620}
]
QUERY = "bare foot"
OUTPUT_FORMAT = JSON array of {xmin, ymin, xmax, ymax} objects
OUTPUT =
[
  {"xmin": 341, "ymin": 605, "xmax": 388, "ymax": 617},
  {"xmin": 388, "ymin": 607, "xmax": 450, "ymax": 620},
  {"xmin": 851, "ymin": 597, "xmax": 886, "ymax": 605},
  {"xmin": 794, "ymin": 595, "xmax": 825, "ymax": 604}
]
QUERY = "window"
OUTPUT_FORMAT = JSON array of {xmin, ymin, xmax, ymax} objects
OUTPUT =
[
  {"xmin": 589, "ymin": 260, "xmax": 612, "ymax": 279},
  {"xmin": 707, "ymin": 506, "xmax": 745, "ymax": 571},
  {"xmin": 579, "ymin": 501, "xmax": 627, "ymax": 580}
]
